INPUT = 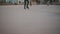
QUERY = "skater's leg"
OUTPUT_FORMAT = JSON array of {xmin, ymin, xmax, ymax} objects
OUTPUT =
[
  {"xmin": 27, "ymin": 1, "xmax": 29, "ymax": 9},
  {"xmin": 24, "ymin": 0, "xmax": 26, "ymax": 9}
]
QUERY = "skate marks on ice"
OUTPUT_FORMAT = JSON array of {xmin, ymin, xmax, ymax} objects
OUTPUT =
[{"xmin": 24, "ymin": 9, "xmax": 32, "ymax": 16}]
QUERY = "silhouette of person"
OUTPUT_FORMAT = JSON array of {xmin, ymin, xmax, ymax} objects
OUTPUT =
[{"xmin": 24, "ymin": 0, "xmax": 29, "ymax": 9}]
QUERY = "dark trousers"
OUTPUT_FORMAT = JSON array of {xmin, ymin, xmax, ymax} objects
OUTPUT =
[{"xmin": 24, "ymin": 0, "xmax": 29, "ymax": 9}]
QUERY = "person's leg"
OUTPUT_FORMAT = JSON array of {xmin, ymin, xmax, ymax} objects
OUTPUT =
[
  {"xmin": 24, "ymin": 0, "xmax": 26, "ymax": 9},
  {"xmin": 27, "ymin": 1, "xmax": 29, "ymax": 9}
]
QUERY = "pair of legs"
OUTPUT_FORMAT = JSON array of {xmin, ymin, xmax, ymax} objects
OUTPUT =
[{"xmin": 24, "ymin": 0, "xmax": 29, "ymax": 9}]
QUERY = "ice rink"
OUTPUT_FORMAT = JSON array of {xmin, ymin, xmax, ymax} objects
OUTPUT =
[{"xmin": 0, "ymin": 5, "xmax": 60, "ymax": 34}]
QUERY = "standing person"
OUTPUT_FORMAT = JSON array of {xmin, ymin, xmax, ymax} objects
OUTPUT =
[{"xmin": 24, "ymin": 0, "xmax": 29, "ymax": 9}]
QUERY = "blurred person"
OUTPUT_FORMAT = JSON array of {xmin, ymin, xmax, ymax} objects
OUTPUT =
[
  {"xmin": 19, "ymin": 1, "xmax": 21, "ymax": 4},
  {"xmin": 24, "ymin": 0, "xmax": 29, "ymax": 9},
  {"xmin": 47, "ymin": 0, "xmax": 50, "ymax": 6}
]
